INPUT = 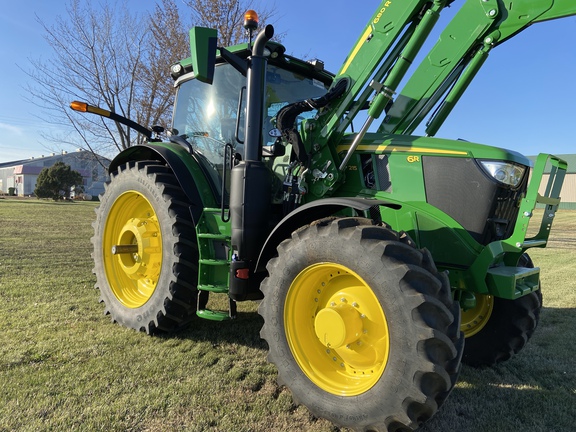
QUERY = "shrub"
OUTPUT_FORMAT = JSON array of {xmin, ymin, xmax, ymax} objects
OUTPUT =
[{"xmin": 34, "ymin": 161, "xmax": 83, "ymax": 200}]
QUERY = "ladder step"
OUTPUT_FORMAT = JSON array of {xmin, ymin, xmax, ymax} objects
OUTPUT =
[
  {"xmin": 199, "ymin": 259, "xmax": 229, "ymax": 266},
  {"xmin": 197, "ymin": 233, "xmax": 229, "ymax": 240},
  {"xmin": 203, "ymin": 207, "xmax": 222, "ymax": 213},
  {"xmin": 196, "ymin": 309, "xmax": 232, "ymax": 321},
  {"xmin": 198, "ymin": 284, "xmax": 228, "ymax": 294}
]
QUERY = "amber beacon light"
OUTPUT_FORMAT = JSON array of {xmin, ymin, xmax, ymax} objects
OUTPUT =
[{"xmin": 243, "ymin": 10, "xmax": 259, "ymax": 31}]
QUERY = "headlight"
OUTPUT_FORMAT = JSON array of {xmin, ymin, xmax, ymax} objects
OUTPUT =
[{"xmin": 479, "ymin": 160, "xmax": 526, "ymax": 187}]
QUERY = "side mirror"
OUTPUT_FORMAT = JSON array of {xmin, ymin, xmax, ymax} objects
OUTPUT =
[{"xmin": 189, "ymin": 27, "xmax": 217, "ymax": 84}]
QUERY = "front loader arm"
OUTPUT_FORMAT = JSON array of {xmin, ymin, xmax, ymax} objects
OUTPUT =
[
  {"xmin": 303, "ymin": 0, "xmax": 453, "ymax": 197},
  {"xmin": 313, "ymin": 0, "xmax": 449, "ymax": 144},
  {"xmin": 289, "ymin": 0, "xmax": 574, "ymax": 200},
  {"xmin": 379, "ymin": 0, "xmax": 576, "ymax": 137}
]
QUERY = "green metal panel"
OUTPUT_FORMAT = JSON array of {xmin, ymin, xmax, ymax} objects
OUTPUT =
[{"xmin": 189, "ymin": 27, "xmax": 217, "ymax": 84}]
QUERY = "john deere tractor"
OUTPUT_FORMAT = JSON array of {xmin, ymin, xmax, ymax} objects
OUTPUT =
[{"xmin": 71, "ymin": 1, "xmax": 575, "ymax": 430}]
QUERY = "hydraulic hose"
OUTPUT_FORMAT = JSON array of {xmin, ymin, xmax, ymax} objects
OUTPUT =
[{"xmin": 276, "ymin": 78, "xmax": 348, "ymax": 165}]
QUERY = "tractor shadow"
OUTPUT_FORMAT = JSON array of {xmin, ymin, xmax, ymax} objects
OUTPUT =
[
  {"xmin": 420, "ymin": 306, "xmax": 575, "ymax": 432},
  {"xmin": 165, "ymin": 307, "xmax": 267, "ymax": 351}
]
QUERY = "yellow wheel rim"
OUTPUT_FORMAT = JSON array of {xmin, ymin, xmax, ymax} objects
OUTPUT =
[
  {"xmin": 284, "ymin": 263, "xmax": 389, "ymax": 396},
  {"xmin": 103, "ymin": 191, "xmax": 162, "ymax": 308},
  {"xmin": 461, "ymin": 294, "xmax": 494, "ymax": 337}
]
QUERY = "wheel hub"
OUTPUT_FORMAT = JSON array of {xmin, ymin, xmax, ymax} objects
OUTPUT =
[
  {"xmin": 285, "ymin": 263, "xmax": 390, "ymax": 396},
  {"xmin": 116, "ymin": 217, "xmax": 161, "ymax": 280},
  {"xmin": 314, "ymin": 303, "xmax": 363, "ymax": 349},
  {"xmin": 102, "ymin": 190, "xmax": 163, "ymax": 309}
]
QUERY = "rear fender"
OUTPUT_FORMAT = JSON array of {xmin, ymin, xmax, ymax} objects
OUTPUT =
[
  {"xmin": 109, "ymin": 143, "xmax": 220, "ymax": 222},
  {"xmin": 255, "ymin": 197, "xmax": 401, "ymax": 273}
]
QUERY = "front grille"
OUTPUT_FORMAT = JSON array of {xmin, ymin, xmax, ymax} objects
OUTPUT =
[{"xmin": 423, "ymin": 156, "xmax": 528, "ymax": 245}]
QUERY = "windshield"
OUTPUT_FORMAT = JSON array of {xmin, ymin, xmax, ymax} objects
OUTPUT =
[{"xmin": 172, "ymin": 63, "xmax": 329, "ymax": 170}]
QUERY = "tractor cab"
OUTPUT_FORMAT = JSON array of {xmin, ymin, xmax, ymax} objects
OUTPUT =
[{"xmin": 169, "ymin": 42, "xmax": 333, "ymax": 202}]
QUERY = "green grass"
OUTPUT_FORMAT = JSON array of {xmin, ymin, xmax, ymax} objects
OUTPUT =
[{"xmin": 0, "ymin": 199, "xmax": 574, "ymax": 432}]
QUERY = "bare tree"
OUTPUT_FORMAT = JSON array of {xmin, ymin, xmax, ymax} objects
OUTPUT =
[
  {"xmin": 25, "ymin": 0, "xmax": 156, "ymax": 161},
  {"xmin": 186, "ymin": 0, "xmax": 279, "ymax": 46},
  {"xmin": 137, "ymin": 0, "xmax": 190, "ymax": 133},
  {"xmin": 25, "ymin": 0, "xmax": 278, "ymax": 162}
]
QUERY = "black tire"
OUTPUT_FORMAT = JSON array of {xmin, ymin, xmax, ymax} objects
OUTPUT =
[
  {"xmin": 92, "ymin": 160, "xmax": 198, "ymax": 333},
  {"xmin": 259, "ymin": 217, "xmax": 463, "ymax": 432},
  {"xmin": 461, "ymin": 253, "xmax": 542, "ymax": 367}
]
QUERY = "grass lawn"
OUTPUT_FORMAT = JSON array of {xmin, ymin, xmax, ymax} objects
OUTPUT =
[{"xmin": 0, "ymin": 198, "xmax": 574, "ymax": 431}]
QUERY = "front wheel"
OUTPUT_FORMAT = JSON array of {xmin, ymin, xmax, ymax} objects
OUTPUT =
[
  {"xmin": 92, "ymin": 160, "xmax": 199, "ymax": 333},
  {"xmin": 259, "ymin": 218, "xmax": 463, "ymax": 432},
  {"xmin": 461, "ymin": 253, "xmax": 542, "ymax": 367}
]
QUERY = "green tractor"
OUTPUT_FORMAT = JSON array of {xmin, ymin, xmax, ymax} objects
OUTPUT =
[{"xmin": 71, "ymin": 1, "xmax": 575, "ymax": 430}]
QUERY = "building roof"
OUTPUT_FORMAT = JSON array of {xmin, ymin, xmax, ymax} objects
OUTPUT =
[
  {"xmin": 0, "ymin": 150, "xmax": 110, "ymax": 170},
  {"xmin": 0, "ymin": 159, "xmax": 29, "ymax": 169}
]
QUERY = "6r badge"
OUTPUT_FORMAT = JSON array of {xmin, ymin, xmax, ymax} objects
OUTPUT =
[{"xmin": 407, "ymin": 155, "xmax": 420, "ymax": 163}]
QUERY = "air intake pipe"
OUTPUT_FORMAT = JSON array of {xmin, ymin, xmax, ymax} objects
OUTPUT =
[{"xmin": 229, "ymin": 25, "xmax": 274, "ymax": 301}]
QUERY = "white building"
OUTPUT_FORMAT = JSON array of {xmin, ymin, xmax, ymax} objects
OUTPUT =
[{"xmin": 0, "ymin": 150, "xmax": 110, "ymax": 198}]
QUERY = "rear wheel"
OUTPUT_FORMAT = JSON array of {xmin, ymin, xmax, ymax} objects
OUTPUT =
[
  {"xmin": 92, "ymin": 160, "xmax": 198, "ymax": 333},
  {"xmin": 461, "ymin": 253, "xmax": 542, "ymax": 367},
  {"xmin": 259, "ymin": 218, "xmax": 463, "ymax": 432}
]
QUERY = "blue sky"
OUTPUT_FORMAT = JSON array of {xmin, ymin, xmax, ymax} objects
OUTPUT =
[{"xmin": 0, "ymin": 0, "xmax": 575, "ymax": 163}]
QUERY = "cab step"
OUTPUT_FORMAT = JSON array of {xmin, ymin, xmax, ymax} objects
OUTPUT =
[
  {"xmin": 196, "ymin": 294, "xmax": 237, "ymax": 321},
  {"xmin": 198, "ymin": 284, "xmax": 229, "ymax": 294},
  {"xmin": 195, "ymin": 208, "xmax": 234, "ymax": 321},
  {"xmin": 197, "ymin": 233, "xmax": 229, "ymax": 240},
  {"xmin": 198, "ymin": 259, "xmax": 229, "ymax": 266}
]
